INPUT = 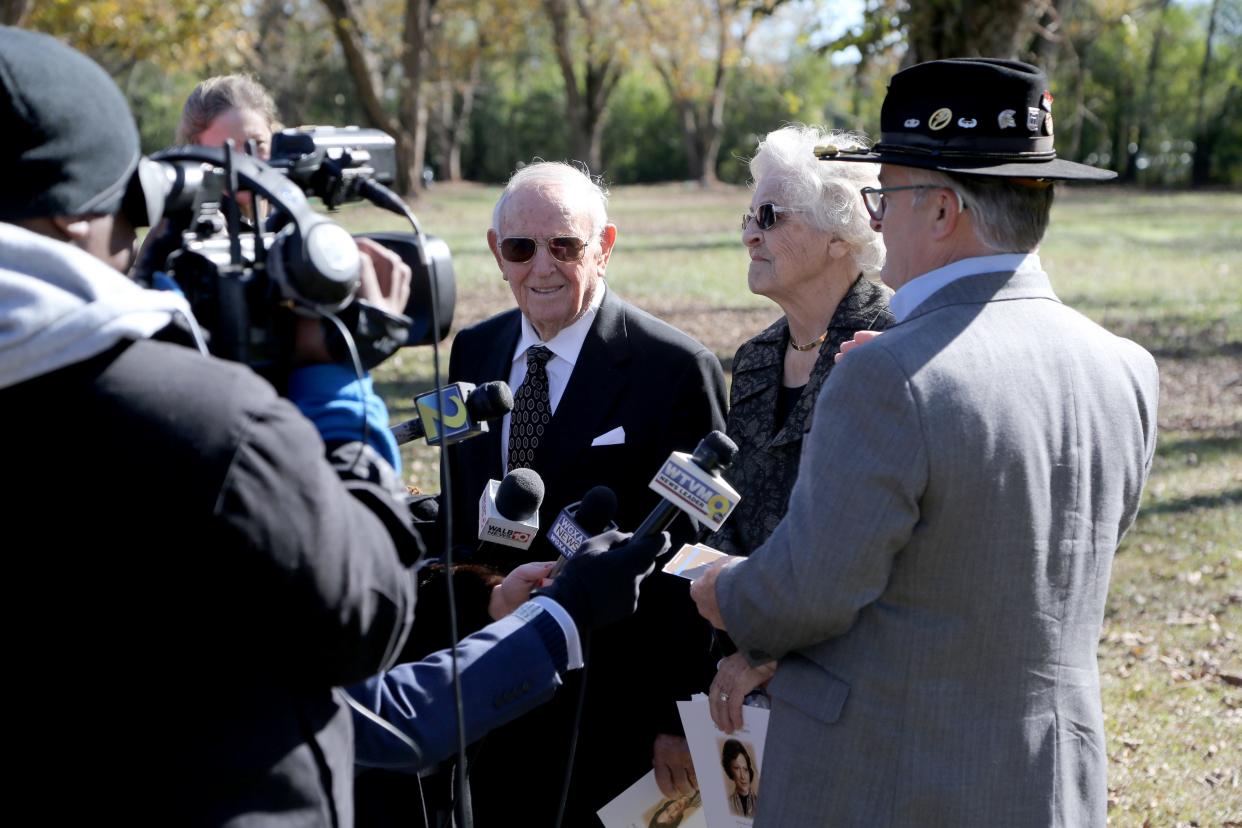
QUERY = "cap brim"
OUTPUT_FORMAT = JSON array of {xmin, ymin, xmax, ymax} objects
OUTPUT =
[{"xmin": 822, "ymin": 149, "xmax": 1117, "ymax": 182}]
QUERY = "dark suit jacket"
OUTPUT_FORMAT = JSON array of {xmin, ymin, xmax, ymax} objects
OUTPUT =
[{"xmin": 446, "ymin": 286, "xmax": 727, "ymax": 826}]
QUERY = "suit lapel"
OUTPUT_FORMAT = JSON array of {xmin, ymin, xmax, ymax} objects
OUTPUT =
[
  {"xmin": 534, "ymin": 288, "xmax": 629, "ymax": 472},
  {"xmin": 474, "ymin": 312, "xmax": 521, "ymax": 482}
]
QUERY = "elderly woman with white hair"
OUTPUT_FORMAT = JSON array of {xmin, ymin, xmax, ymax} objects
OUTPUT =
[{"xmin": 705, "ymin": 125, "xmax": 892, "ymax": 731}]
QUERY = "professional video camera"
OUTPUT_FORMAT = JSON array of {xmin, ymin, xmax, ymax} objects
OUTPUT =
[{"xmin": 130, "ymin": 127, "xmax": 454, "ymax": 377}]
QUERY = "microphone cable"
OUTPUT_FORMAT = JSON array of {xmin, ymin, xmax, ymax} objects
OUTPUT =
[
  {"xmin": 367, "ymin": 181, "xmax": 474, "ymax": 828},
  {"xmin": 554, "ymin": 630, "xmax": 591, "ymax": 828}
]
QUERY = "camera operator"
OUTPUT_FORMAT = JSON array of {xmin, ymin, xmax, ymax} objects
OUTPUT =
[
  {"xmin": 177, "ymin": 74, "xmax": 279, "ymax": 160},
  {"xmin": 2, "ymin": 27, "xmax": 676, "ymax": 826},
  {"xmin": 0, "ymin": 27, "xmax": 423, "ymax": 824}
]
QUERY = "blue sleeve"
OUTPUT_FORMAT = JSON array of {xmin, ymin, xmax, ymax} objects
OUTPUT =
[
  {"xmin": 347, "ymin": 609, "xmax": 567, "ymax": 771},
  {"xmin": 287, "ymin": 364, "xmax": 401, "ymax": 473}
]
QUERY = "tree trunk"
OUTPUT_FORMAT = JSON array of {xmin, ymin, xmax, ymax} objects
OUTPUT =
[
  {"xmin": 321, "ymin": 0, "xmax": 432, "ymax": 195},
  {"xmin": 1, "ymin": 0, "xmax": 30, "ymax": 25},
  {"xmin": 1191, "ymin": 0, "xmax": 1222, "ymax": 185},
  {"xmin": 1121, "ymin": 0, "xmax": 1171, "ymax": 184},
  {"xmin": 904, "ymin": 0, "xmax": 1040, "ymax": 63},
  {"xmin": 398, "ymin": 0, "xmax": 434, "ymax": 196},
  {"xmin": 544, "ymin": 0, "xmax": 622, "ymax": 173}
]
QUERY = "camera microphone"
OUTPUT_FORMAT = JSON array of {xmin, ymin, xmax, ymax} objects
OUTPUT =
[
  {"xmin": 476, "ymin": 468, "xmax": 544, "ymax": 551},
  {"xmin": 546, "ymin": 486, "xmax": 620, "ymax": 578},
  {"xmin": 391, "ymin": 381, "xmax": 514, "ymax": 447}
]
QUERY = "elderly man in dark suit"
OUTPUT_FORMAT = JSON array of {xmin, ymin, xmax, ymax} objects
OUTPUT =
[
  {"xmin": 692, "ymin": 59, "xmax": 1159, "ymax": 827},
  {"xmin": 446, "ymin": 161, "xmax": 727, "ymax": 826}
]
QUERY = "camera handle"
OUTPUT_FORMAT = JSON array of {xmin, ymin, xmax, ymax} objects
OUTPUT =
[{"xmin": 150, "ymin": 146, "xmax": 363, "ymax": 314}]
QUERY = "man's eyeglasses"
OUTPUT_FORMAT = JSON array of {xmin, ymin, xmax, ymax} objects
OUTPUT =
[
  {"xmin": 741, "ymin": 203, "xmax": 801, "ymax": 231},
  {"xmin": 499, "ymin": 236, "xmax": 590, "ymax": 263},
  {"xmin": 860, "ymin": 185, "xmax": 966, "ymax": 222}
]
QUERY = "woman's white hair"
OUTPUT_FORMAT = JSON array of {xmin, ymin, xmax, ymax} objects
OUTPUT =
[
  {"xmin": 748, "ymin": 125, "xmax": 884, "ymax": 276},
  {"xmin": 492, "ymin": 161, "xmax": 610, "ymax": 241}
]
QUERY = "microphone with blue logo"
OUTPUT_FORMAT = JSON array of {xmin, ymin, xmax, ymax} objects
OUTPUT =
[
  {"xmin": 390, "ymin": 380, "xmax": 513, "ymax": 446},
  {"xmin": 546, "ymin": 486, "xmax": 620, "ymax": 578},
  {"xmin": 634, "ymin": 430, "xmax": 741, "ymax": 546}
]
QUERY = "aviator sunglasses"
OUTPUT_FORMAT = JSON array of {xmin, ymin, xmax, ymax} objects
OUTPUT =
[
  {"xmin": 499, "ymin": 235, "xmax": 589, "ymax": 263},
  {"xmin": 741, "ymin": 202, "xmax": 801, "ymax": 231}
]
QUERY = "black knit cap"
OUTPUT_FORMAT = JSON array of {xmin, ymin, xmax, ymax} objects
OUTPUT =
[
  {"xmin": 0, "ymin": 26, "xmax": 148, "ymax": 222},
  {"xmin": 818, "ymin": 57, "xmax": 1116, "ymax": 181}
]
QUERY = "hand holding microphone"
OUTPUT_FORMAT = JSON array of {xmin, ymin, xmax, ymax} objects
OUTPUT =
[
  {"xmin": 536, "ymin": 530, "xmax": 671, "ymax": 631},
  {"xmin": 547, "ymin": 486, "xmax": 619, "ymax": 578}
]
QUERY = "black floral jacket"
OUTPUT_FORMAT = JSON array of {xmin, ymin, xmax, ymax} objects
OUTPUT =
[{"xmin": 709, "ymin": 275, "xmax": 894, "ymax": 556}]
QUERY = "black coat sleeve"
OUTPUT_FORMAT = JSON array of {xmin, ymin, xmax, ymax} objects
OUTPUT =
[{"xmin": 213, "ymin": 393, "xmax": 419, "ymax": 688}]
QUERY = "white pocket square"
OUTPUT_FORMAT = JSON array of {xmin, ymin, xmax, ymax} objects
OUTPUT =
[{"xmin": 590, "ymin": 426, "xmax": 625, "ymax": 446}]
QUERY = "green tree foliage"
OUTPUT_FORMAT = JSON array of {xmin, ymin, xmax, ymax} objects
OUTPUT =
[
  {"xmin": 15, "ymin": 0, "xmax": 1241, "ymax": 186},
  {"xmin": 1053, "ymin": 0, "xmax": 1242, "ymax": 184}
]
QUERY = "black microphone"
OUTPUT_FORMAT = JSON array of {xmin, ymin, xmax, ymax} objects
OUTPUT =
[
  {"xmin": 546, "ymin": 486, "xmax": 619, "ymax": 578},
  {"xmin": 391, "ymin": 380, "xmax": 513, "ymax": 446},
  {"xmin": 476, "ymin": 467, "xmax": 544, "ymax": 551},
  {"xmin": 633, "ymin": 430, "xmax": 740, "ymax": 541}
]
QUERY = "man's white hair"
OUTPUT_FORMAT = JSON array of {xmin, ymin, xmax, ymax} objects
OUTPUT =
[
  {"xmin": 492, "ymin": 161, "xmax": 610, "ymax": 241},
  {"xmin": 749, "ymin": 125, "xmax": 885, "ymax": 276}
]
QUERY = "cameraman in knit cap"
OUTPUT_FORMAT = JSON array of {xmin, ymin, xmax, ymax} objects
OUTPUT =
[
  {"xmin": 0, "ymin": 25, "xmax": 424, "ymax": 824},
  {"xmin": 1, "ymin": 29, "xmax": 669, "ymax": 825}
]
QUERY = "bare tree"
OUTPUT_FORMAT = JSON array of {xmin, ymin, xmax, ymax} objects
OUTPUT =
[
  {"xmin": 902, "ymin": 0, "xmax": 1050, "ymax": 63},
  {"xmin": 1192, "ymin": 0, "xmax": 1224, "ymax": 184},
  {"xmin": 1121, "ymin": 0, "xmax": 1172, "ymax": 182},
  {"xmin": 1, "ymin": 0, "xmax": 30, "ymax": 25},
  {"xmin": 635, "ymin": 0, "xmax": 786, "ymax": 185},
  {"xmin": 321, "ymin": 0, "xmax": 434, "ymax": 195},
  {"xmin": 544, "ymin": 0, "xmax": 627, "ymax": 172}
]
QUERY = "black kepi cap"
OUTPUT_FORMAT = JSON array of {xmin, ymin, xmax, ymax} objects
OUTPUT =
[{"xmin": 818, "ymin": 58, "xmax": 1115, "ymax": 181}]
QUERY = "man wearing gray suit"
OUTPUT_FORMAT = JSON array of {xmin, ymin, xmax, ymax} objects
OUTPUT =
[{"xmin": 691, "ymin": 58, "xmax": 1159, "ymax": 826}]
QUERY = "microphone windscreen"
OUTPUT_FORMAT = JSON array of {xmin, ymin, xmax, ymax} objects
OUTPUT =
[
  {"xmin": 494, "ymin": 467, "xmax": 544, "ymax": 521},
  {"xmin": 702, "ymin": 430, "xmax": 739, "ymax": 467},
  {"xmin": 468, "ymin": 381, "xmax": 514, "ymax": 421},
  {"xmin": 575, "ymin": 486, "xmax": 618, "ymax": 534}
]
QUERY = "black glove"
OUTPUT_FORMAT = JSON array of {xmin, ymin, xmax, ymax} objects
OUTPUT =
[{"xmin": 534, "ymin": 529, "xmax": 670, "ymax": 631}]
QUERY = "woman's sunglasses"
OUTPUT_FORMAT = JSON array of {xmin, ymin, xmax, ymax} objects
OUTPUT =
[
  {"xmin": 499, "ymin": 236, "xmax": 589, "ymax": 263},
  {"xmin": 741, "ymin": 202, "xmax": 801, "ymax": 231}
]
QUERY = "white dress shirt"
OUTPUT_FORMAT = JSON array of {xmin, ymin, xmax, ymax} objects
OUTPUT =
[
  {"xmin": 890, "ymin": 253, "xmax": 1046, "ymax": 322},
  {"xmin": 501, "ymin": 282, "xmax": 607, "ymax": 470}
]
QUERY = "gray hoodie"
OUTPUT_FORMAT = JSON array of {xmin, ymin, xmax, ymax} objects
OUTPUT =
[{"xmin": 0, "ymin": 221, "xmax": 201, "ymax": 389}]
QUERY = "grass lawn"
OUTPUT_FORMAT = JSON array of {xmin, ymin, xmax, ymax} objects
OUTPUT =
[{"xmin": 350, "ymin": 184, "xmax": 1241, "ymax": 826}]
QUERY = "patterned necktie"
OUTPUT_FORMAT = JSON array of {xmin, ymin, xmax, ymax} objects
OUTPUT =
[{"xmin": 508, "ymin": 345, "xmax": 553, "ymax": 471}]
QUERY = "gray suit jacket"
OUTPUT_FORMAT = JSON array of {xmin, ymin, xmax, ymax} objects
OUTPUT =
[{"xmin": 718, "ymin": 269, "xmax": 1159, "ymax": 827}]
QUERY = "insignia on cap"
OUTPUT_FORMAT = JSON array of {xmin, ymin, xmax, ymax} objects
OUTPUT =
[
  {"xmin": 957, "ymin": 117, "xmax": 977, "ymax": 129},
  {"xmin": 1041, "ymin": 91, "xmax": 1054, "ymax": 112},
  {"xmin": 904, "ymin": 118, "xmax": 920, "ymax": 128},
  {"xmin": 814, "ymin": 144, "xmax": 840, "ymax": 158},
  {"xmin": 1043, "ymin": 111, "xmax": 1054, "ymax": 136},
  {"xmin": 1027, "ymin": 107, "xmax": 1041, "ymax": 132},
  {"xmin": 998, "ymin": 109, "xmax": 1017, "ymax": 129},
  {"xmin": 928, "ymin": 108, "xmax": 952, "ymax": 131}
]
